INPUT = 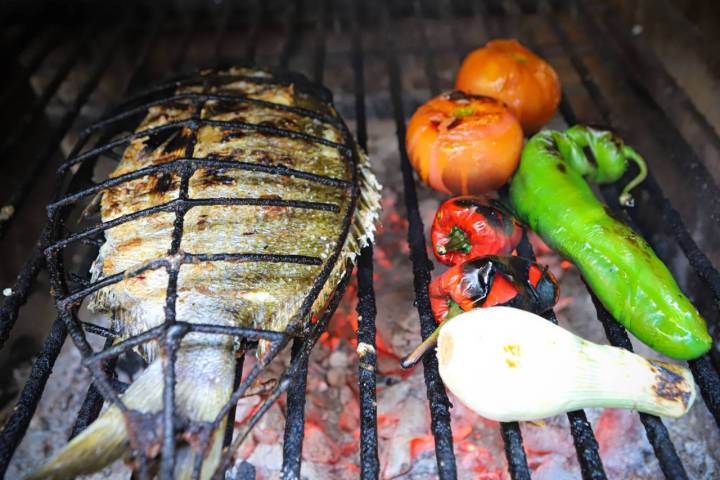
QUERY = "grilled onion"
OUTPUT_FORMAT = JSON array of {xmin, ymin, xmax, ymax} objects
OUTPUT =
[{"xmin": 436, "ymin": 307, "xmax": 696, "ymax": 421}]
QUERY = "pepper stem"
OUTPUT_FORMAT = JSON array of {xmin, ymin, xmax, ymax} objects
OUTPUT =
[
  {"xmin": 438, "ymin": 226, "xmax": 472, "ymax": 255},
  {"xmin": 447, "ymin": 299, "xmax": 464, "ymax": 320},
  {"xmin": 619, "ymin": 146, "xmax": 648, "ymax": 207},
  {"xmin": 400, "ymin": 323, "xmax": 443, "ymax": 369}
]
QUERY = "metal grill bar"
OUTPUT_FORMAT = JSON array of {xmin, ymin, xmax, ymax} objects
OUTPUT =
[
  {"xmin": 461, "ymin": 5, "xmax": 534, "ymax": 478},
  {"xmin": 0, "ymin": 26, "xmax": 93, "ymax": 157},
  {"xmin": 79, "ymin": 322, "xmax": 116, "ymax": 339},
  {"xmin": 565, "ymin": 411, "xmax": 606, "ymax": 479},
  {"xmin": 118, "ymin": 72, "xmax": 333, "ymax": 114},
  {"xmin": 551, "ymin": 0, "xmax": 720, "ymax": 405},
  {"xmin": 281, "ymin": 337, "xmax": 310, "ymax": 478},
  {"xmin": 83, "ymin": 92, "xmax": 341, "ymax": 137},
  {"xmin": 499, "ymin": 424, "xmax": 531, "ymax": 480},
  {"xmin": 215, "ymin": 265, "xmax": 355, "ymax": 479},
  {"xmin": 278, "ymin": 0, "xmax": 301, "ymax": 70},
  {"xmin": 70, "ymin": 337, "xmax": 117, "ymax": 438},
  {"xmin": 0, "ymin": 247, "xmax": 45, "ymax": 351},
  {"xmin": 0, "ymin": 14, "xmax": 152, "ymax": 476},
  {"xmin": 158, "ymin": 82, "xmax": 207, "ymax": 478},
  {"xmin": 223, "ymin": 353, "xmax": 245, "ymax": 448},
  {"xmin": 380, "ymin": 2, "xmax": 457, "ymax": 478},
  {"xmin": 46, "ymin": 198, "xmax": 339, "ymax": 257},
  {"xmin": 0, "ymin": 3, "xmax": 718, "ymax": 479},
  {"xmin": 244, "ymin": 0, "xmax": 263, "ymax": 64},
  {"xmin": 590, "ymin": 293, "xmax": 689, "ymax": 480},
  {"xmin": 61, "ymin": 116, "xmax": 349, "ymax": 172},
  {"xmin": 11, "ymin": 14, "xmax": 165, "ymax": 450},
  {"xmin": 0, "ymin": 315, "xmax": 65, "ymax": 477},
  {"xmin": 515, "ymin": 235, "xmax": 607, "ymax": 480},
  {"xmin": 277, "ymin": 4, "xmax": 311, "ymax": 472},
  {"xmin": 0, "ymin": 24, "xmax": 119, "ymax": 240},
  {"xmin": 350, "ymin": 0, "xmax": 380, "ymax": 477},
  {"xmin": 0, "ymin": 28, "xmax": 63, "ymax": 109},
  {"xmin": 500, "ymin": 7, "xmax": 608, "ymax": 479},
  {"xmin": 51, "ymin": 158, "xmax": 348, "ymax": 209}
]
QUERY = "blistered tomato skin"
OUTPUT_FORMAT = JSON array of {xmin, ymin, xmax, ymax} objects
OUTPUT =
[
  {"xmin": 456, "ymin": 39, "xmax": 560, "ymax": 134},
  {"xmin": 406, "ymin": 91, "xmax": 523, "ymax": 195}
]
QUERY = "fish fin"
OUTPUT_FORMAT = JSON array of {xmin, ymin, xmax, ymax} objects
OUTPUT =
[
  {"xmin": 307, "ymin": 148, "xmax": 382, "ymax": 322},
  {"xmin": 27, "ymin": 344, "xmax": 234, "ymax": 480},
  {"xmin": 25, "ymin": 406, "xmax": 130, "ymax": 480},
  {"xmin": 351, "ymin": 148, "xmax": 382, "ymax": 252}
]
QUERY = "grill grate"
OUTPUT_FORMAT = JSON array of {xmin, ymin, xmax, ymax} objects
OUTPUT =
[
  {"xmin": 43, "ymin": 66, "xmax": 361, "ymax": 479},
  {"xmin": 0, "ymin": 1, "xmax": 718, "ymax": 479}
]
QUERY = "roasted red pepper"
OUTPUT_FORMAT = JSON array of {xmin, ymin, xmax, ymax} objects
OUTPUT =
[
  {"xmin": 430, "ymin": 255, "xmax": 559, "ymax": 323},
  {"xmin": 431, "ymin": 196, "xmax": 522, "ymax": 266}
]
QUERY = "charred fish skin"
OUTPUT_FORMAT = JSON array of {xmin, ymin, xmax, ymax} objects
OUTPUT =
[
  {"xmin": 29, "ymin": 67, "xmax": 381, "ymax": 480},
  {"xmin": 91, "ymin": 67, "xmax": 375, "ymax": 347}
]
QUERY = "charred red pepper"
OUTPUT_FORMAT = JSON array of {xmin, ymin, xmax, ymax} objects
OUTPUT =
[
  {"xmin": 431, "ymin": 196, "xmax": 522, "ymax": 266},
  {"xmin": 430, "ymin": 255, "xmax": 559, "ymax": 323}
]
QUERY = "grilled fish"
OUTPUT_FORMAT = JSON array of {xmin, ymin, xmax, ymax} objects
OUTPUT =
[{"xmin": 30, "ymin": 67, "xmax": 381, "ymax": 479}]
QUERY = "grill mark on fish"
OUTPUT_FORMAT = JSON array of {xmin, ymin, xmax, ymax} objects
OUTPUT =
[
  {"xmin": 91, "ymin": 72, "xmax": 356, "ymax": 336},
  {"xmin": 152, "ymin": 172, "xmax": 177, "ymax": 193},
  {"xmin": 31, "ymin": 66, "xmax": 381, "ymax": 480},
  {"xmin": 198, "ymin": 169, "xmax": 236, "ymax": 187},
  {"xmin": 221, "ymin": 130, "xmax": 246, "ymax": 141},
  {"xmin": 141, "ymin": 126, "xmax": 180, "ymax": 154}
]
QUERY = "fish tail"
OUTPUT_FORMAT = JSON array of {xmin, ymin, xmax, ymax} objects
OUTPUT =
[
  {"xmin": 25, "ymin": 405, "xmax": 129, "ymax": 480},
  {"xmin": 26, "ymin": 343, "xmax": 235, "ymax": 480}
]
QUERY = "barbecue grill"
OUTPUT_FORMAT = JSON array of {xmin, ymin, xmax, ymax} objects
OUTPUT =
[{"xmin": 0, "ymin": 0, "xmax": 718, "ymax": 479}]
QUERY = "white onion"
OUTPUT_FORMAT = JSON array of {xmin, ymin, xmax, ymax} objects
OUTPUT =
[{"xmin": 437, "ymin": 307, "xmax": 696, "ymax": 422}]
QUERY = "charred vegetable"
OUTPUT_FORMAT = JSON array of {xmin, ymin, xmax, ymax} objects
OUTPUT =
[
  {"xmin": 431, "ymin": 196, "xmax": 522, "ymax": 266},
  {"xmin": 429, "ymin": 255, "xmax": 559, "ymax": 324},
  {"xmin": 406, "ymin": 91, "xmax": 523, "ymax": 195},
  {"xmin": 509, "ymin": 125, "xmax": 712, "ymax": 360},
  {"xmin": 437, "ymin": 307, "xmax": 696, "ymax": 421}
]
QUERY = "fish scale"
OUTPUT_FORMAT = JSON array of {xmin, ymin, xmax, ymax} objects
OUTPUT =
[
  {"xmin": 30, "ymin": 67, "xmax": 381, "ymax": 480},
  {"xmin": 90, "ymin": 68, "xmax": 367, "ymax": 341}
]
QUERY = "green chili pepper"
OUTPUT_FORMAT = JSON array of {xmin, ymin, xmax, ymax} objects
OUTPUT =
[{"xmin": 509, "ymin": 125, "xmax": 712, "ymax": 360}]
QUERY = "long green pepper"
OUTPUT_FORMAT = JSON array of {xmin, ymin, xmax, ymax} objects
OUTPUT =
[{"xmin": 510, "ymin": 126, "xmax": 712, "ymax": 360}]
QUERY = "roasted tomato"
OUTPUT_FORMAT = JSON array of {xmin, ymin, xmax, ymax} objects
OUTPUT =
[
  {"xmin": 455, "ymin": 39, "xmax": 560, "ymax": 134},
  {"xmin": 406, "ymin": 91, "xmax": 523, "ymax": 195},
  {"xmin": 431, "ymin": 196, "xmax": 522, "ymax": 266}
]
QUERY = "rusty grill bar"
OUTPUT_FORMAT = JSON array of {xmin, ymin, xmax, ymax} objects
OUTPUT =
[{"xmin": 0, "ymin": 1, "xmax": 718, "ymax": 479}]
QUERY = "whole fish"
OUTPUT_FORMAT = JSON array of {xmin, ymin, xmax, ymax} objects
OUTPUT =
[{"xmin": 30, "ymin": 67, "xmax": 381, "ymax": 479}]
